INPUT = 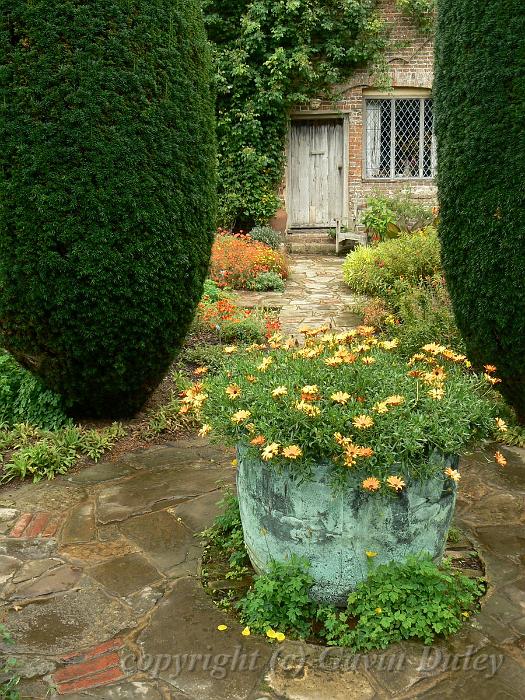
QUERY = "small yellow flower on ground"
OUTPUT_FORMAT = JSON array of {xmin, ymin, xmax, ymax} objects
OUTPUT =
[
  {"xmin": 366, "ymin": 551, "xmax": 378, "ymax": 558},
  {"xmin": 331, "ymin": 391, "xmax": 351, "ymax": 405},
  {"xmin": 231, "ymin": 410, "xmax": 251, "ymax": 424},
  {"xmin": 223, "ymin": 346, "xmax": 238, "ymax": 354},
  {"xmin": 246, "ymin": 374, "xmax": 257, "ymax": 383},
  {"xmin": 231, "ymin": 459, "xmax": 238, "ymax": 467},
  {"xmin": 461, "ymin": 611, "xmax": 470, "ymax": 618},
  {"xmin": 495, "ymin": 418, "xmax": 508, "ymax": 432},
  {"xmin": 266, "ymin": 628, "xmax": 277, "ymax": 639},
  {"xmin": 373, "ymin": 401, "xmax": 389, "ymax": 414},
  {"xmin": 386, "ymin": 475, "xmax": 406, "ymax": 492},
  {"xmin": 261, "ymin": 443, "xmax": 280, "ymax": 461},
  {"xmin": 283, "ymin": 445, "xmax": 303, "ymax": 459},
  {"xmin": 272, "ymin": 386, "xmax": 288, "ymax": 398},
  {"xmin": 198, "ymin": 424, "xmax": 212, "ymax": 437},
  {"xmin": 444, "ymin": 467, "xmax": 461, "ymax": 482},
  {"xmin": 275, "ymin": 632, "xmax": 286, "ymax": 642},
  {"xmin": 225, "ymin": 384, "xmax": 241, "ymax": 400},
  {"xmin": 362, "ymin": 477, "xmax": 381, "ymax": 492},
  {"xmin": 353, "ymin": 415, "xmax": 374, "ymax": 430},
  {"xmin": 495, "ymin": 451, "xmax": 507, "ymax": 467},
  {"xmin": 242, "ymin": 627, "xmax": 251, "ymax": 636},
  {"xmin": 217, "ymin": 625, "xmax": 228, "ymax": 631},
  {"xmin": 375, "ymin": 608, "xmax": 382, "ymax": 614}
]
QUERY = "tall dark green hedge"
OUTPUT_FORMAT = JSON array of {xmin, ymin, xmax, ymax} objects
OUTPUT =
[
  {"xmin": 0, "ymin": 1, "xmax": 216, "ymax": 417},
  {"xmin": 435, "ymin": 1, "xmax": 525, "ymax": 422}
]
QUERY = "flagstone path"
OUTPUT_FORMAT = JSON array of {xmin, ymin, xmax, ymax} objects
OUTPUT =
[
  {"xmin": 0, "ymin": 255, "xmax": 524, "ymax": 699},
  {"xmin": 238, "ymin": 255, "xmax": 362, "ymax": 333}
]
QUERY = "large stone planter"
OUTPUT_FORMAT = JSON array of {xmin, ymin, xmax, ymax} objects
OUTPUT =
[{"xmin": 236, "ymin": 446, "xmax": 458, "ymax": 605}]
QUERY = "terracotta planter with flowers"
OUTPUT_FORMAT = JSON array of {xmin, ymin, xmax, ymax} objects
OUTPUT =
[{"xmin": 194, "ymin": 326, "xmax": 499, "ymax": 604}]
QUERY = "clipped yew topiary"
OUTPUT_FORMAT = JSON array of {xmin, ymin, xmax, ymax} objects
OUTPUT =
[
  {"xmin": 0, "ymin": 1, "xmax": 216, "ymax": 417},
  {"xmin": 434, "ymin": 1, "xmax": 525, "ymax": 422}
]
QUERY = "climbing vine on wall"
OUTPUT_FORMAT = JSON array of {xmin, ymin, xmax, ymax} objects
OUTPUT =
[
  {"xmin": 203, "ymin": 0, "xmax": 386, "ymax": 229},
  {"xmin": 396, "ymin": 0, "xmax": 435, "ymax": 33}
]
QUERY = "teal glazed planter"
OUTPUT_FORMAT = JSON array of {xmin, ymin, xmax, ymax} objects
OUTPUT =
[{"xmin": 236, "ymin": 446, "xmax": 458, "ymax": 605}]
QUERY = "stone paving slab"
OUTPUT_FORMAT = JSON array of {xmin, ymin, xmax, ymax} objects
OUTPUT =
[{"xmin": 237, "ymin": 255, "xmax": 362, "ymax": 334}]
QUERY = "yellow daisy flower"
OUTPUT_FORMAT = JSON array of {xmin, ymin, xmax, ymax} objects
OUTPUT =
[
  {"xmin": 257, "ymin": 357, "xmax": 273, "ymax": 372},
  {"xmin": 331, "ymin": 391, "xmax": 351, "ymax": 405},
  {"xmin": 272, "ymin": 386, "xmax": 288, "ymax": 398},
  {"xmin": 223, "ymin": 346, "xmax": 238, "ymax": 354},
  {"xmin": 242, "ymin": 627, "xmax": 251, "ymax": 636},
  {"xmin": 352, "ymin": 415, "xmax": 374, "ymax": 430},
  {"xmin": 225, "ymin": 384, "xmax": 241, "ymax": 400},
  {"xmin": 261, "ymin": 443, "xmax": 280, "ymax": 461},
  {"xmin": 495, "ymin": 417, "xmax": 508, "ymax": 432},
  {"xmin": 428, "ymin": 387, "xmax": 445, "ymax": 400},
  {"xmin": 282, "ymin": 445, "xmax": 303, "ymax": 459},
  {"xmin": 366, "ymin": 551, "xmax": 378, "ymax": 558},
  {"xmin": 217, "ymin": 625, "xmax": 228, "ymax": 631},
  {"xmin": 198, "ymin": 424, "xmax": 212, "ymax": 437},
  {"xmin": 231, "ymin": 410, "xmax": 251, "ymax": 424},
  {"xmin": 386, "ymin": 475, "xmax": 406, "ymax": 492},
  {"xmin": 444, "ymin": 467, "xmax": 461, "ymax": 482}
]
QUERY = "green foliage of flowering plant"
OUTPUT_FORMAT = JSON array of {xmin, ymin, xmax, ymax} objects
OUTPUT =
[
  {"xmin": 320, "ymin": 554, "xmax": 483, "ymax": 649},
  {"xmin": 195, "ymin": 327, "xmax": 498, "ymax": 490}
]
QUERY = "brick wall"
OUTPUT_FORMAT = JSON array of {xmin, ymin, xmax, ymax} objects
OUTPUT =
[{"xmin": 284, "ymin": 0, "xmax": 436, "ymax": 229}]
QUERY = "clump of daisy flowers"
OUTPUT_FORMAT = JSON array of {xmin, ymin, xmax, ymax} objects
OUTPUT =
[{"xmin": 189, "ymin": 326, "xmax": 500, "ymax": 494}]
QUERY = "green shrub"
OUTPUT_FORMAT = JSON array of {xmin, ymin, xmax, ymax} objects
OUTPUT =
[
  {"xmin": 0, "ymin": 0, "xmax": 216, "ymax": 418},
  {"xmin": 201, "ymin": 491, "xmax": 250, "ymax": 574},
  {"xmin": 248, "ymin": 226, "xmax": 282, "ymax": 250},
  {"xmin": 321, "ymin": 555, "xmax": 484, "ymax": 650},
  {"xmin": 386, "ymin": 276, "xmax": 464, "ymax": 355},
  {"xmin": 343, "ymin": 228, "xmax": 442, "ymax": 296},
  {"xmin": 0, "ymin": 624, "xmax": 19, "ymax": 700},
  {"xmin": 362, "ymin": 192, "xmax": 435, "ymax": 242},
  {"xmin": 219, "ymin": 318, "xmax": 267, "ymax": 344},
  {"xmin": 238, "ymin": 556, "xmax": 317, "ymax": 639},
  {"xmin": 435, "ymin": 1, "xmax": 525, "ymax": 422},
  {"xmin": 0, "ymin": 351, "xmax": 68, "ymax": 430},
  {"xmin": 246, "ymin": 271, "xmax": 285, "ymax": 292}
]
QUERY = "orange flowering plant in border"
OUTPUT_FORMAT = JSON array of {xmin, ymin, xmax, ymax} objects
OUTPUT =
[
  {"xmin": 195, "ymin": 294, "xmax": 280, "ymax": 341},
  {"xmin": 210, "ymin": 232, "xmax": 288, "ymax": 289},
  {"xmin": 188, "ymin": 327, "xmax": 500, "ymax": 494}
]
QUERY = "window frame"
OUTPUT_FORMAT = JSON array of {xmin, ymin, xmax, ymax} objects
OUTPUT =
[{"xmin": 363, "ymin": 96, "xmax": 435, "ymax": 181}]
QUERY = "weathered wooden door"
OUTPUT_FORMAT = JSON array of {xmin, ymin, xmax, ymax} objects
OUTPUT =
[{"xmin": 288, "ymin": 119, "xmax": 345, "ymax": 228}]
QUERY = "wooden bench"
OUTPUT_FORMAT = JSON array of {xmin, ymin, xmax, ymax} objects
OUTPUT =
[{"xmin": 335, "ymin": 203, "xmax": 368, "ymax": 255}]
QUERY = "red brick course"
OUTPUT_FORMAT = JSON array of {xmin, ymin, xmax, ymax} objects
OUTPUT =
[
  {"xmin": 8, "ymin": 512, "xmax": 58, "ymax": 539},
  {"xmin": 53, "ymin": 638, "xmax": 126, "ymax": 694}
]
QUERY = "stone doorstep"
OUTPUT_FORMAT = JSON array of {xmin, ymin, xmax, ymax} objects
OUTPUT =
[{"xmin": 53, "ymin": 637, "xmax": 126, "ymax": 695}]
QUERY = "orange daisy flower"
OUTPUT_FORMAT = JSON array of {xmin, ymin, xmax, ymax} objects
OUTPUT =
[
  {"xmin": 250, "ymin": 435, "xmax": 266, "ymax": 446},
  {"xmin": 282, "ymin": 445, "xmax": 303, "ymax": 460},
  {"xmin": 444, "ymin": 467, "xmax": 461, "ymax": 482},
  {"xmin": 362, "ymin": 477, "xmax": 381, "ymax": 492},
  {"xmin": 494, "ymin": 451, "xmax": 507, "ymax": 467}
]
